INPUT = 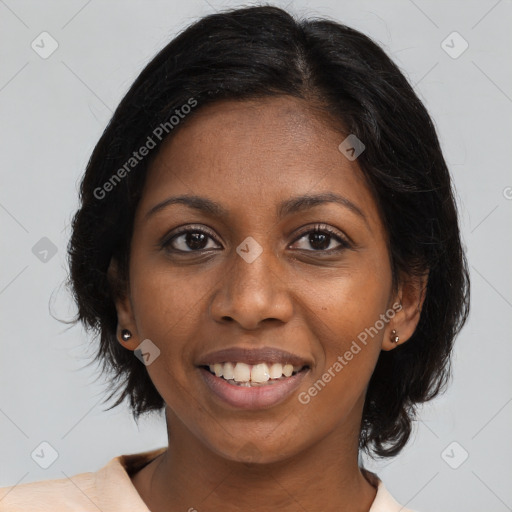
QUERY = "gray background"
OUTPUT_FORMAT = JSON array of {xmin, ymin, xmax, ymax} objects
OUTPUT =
[{"xmin": 1, "ymin": 1, "xmax": 511, "ymax": 511}]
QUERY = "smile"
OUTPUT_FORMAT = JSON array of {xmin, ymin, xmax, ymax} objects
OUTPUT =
[
  {"xmin": 195, "ymin": 346, "xmax": 312, "ymax": 409},
  {"xmin": 204, "ymin": 361, "xmax": 306, "ymax": 385},
  {"xmin": 198, "ymin": 363, "xmax": 310, "ymax": 409}
]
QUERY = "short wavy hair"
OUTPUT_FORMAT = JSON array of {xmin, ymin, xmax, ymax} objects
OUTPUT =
[{"xmin": 67, "ymin": 5, "xmax": 470, "ymax": 458}]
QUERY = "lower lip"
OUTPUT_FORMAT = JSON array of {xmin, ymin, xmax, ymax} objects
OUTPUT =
[{"xmin": 198, "ymin": 367, "xmax": 309, "ymax": 410}]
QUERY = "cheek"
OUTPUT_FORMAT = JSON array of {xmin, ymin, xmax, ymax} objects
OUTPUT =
[
  {"xmin": 295, "ymin": 256, "xmax": 391, "ymax": 412},
  {"xmin": 127, "ymin": 263, "xmax": 204, "ymax": 412},
  {"xmin": 129, "ymin": 254, "xmax": 206, "ymax": 340},
  {"xmin": 127, "ymin": 261, "xmax": 211, "ymax": 393},
  {"xmin": 304, "ymin": 257, "xmax": 392, "ymax": 348}
]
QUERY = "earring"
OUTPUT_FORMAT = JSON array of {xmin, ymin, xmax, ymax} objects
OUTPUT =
[
  {"xmin": 390, "ymin": 329, "xmax": 400, "ymax": 344},
  {"xmin": 121, "ymin": 329, "xmax": 132, "ymax": 341}
]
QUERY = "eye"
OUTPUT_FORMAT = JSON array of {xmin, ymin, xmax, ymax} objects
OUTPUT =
[
  {"xmin": 290, "ymin": 224, "xmax": 351, "ymax": 253},
  {"xmin": 161, "ymin": 224, "xmax": 350, "ymax": 254},
  {"xmin": 162, "ymin": 226, "xmax": 222, "ymax": 253}
]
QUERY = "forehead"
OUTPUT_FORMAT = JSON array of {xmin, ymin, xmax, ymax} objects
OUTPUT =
[{"xmin": 138, "ymin": 96, "xmax": 380, "ymax": 227}]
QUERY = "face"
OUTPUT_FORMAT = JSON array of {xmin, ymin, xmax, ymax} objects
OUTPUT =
[{"xmin": 113, "ymin": 96, "xmax": 417, "ymax": 464}]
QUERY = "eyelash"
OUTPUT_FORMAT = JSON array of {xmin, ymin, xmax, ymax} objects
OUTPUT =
[{"xmin": 161, "ymin": 224, "xmax": 351, "ymax": 255}]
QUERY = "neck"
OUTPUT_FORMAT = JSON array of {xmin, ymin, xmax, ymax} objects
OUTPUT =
[{"xmin": 133, "ymin": 407, "xmax": 377, "ymax": 512}]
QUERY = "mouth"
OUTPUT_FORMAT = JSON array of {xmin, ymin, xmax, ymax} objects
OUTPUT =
[
  {"xmin": 195, "ymin": 346, "xmax": 312, "ymax": 409},
  {"xmin": 199, "ymin": 361, "xmax": 309, "ymax": 387},
  {"xmin": 197, "ymin": 361, "xmax": 311, "ymax": 410}
]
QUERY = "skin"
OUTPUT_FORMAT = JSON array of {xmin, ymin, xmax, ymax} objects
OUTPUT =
[{"xmin": 110, "ymin": 96, "xmax": 425, "ymax": 512}]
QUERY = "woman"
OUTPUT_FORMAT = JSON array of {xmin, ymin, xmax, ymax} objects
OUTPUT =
[{"xmin": 0, "ymin": 5, "xmax": 469, "ymax": 511}]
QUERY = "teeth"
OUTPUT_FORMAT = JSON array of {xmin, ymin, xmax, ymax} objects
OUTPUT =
[
  {"xmin": 207, "ymin": 361, "xmax": 304, "ymax": 383},
  {"xmin": 233, "ymin": 362, "xmax": 251, "ymax": 382},
  {"xmin": 283, "ymin": 364, "xmax": 294, "ymax": 377},
  {"xmin": 213, "ymin": 363, "xmax": 223, "ymax": 377},
  {"xmin": 251, "ymin": 363, "xmax": 270, "ymax": 383},
  {"xmin": 269, "ymin": 363, "xmax": 283, "ymax": 379},
  {"xmin": 222, "ymin": 362, "xmax": 234, "ymax": 380}
]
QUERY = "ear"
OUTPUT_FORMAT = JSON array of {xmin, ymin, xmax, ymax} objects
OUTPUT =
[
  {"xmin": 107, "ymin": 258, "xmax": 140, "ymax": 351},
  {"xmin": 381, "ymin": 270, "xmax": 428, "ymax": 352}
]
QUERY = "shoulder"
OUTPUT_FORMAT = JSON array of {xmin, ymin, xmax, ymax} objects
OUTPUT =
[
  {"xmin": 0, "ymin": 471, "xmax": 97, "ymax": 512},
  {"xmin": 0, "ymin": 447, "xmax": 167, "ymax": 512},
  {"xmin": 365, "ymin": 469, "xmax": 421, "ymax": 512}
]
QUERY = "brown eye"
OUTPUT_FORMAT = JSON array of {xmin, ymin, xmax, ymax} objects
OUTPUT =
[
  {"xmin": 163, "ymin": 227, "xmax": 221, "ymax": 253},
  {"xmin": 291, "ymin": 225, "xmax": 350, "ymax": 253}
]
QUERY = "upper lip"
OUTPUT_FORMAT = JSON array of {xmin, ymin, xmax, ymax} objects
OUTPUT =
[{"xmin": 196, "ymin": 346, "xmax": 312, "ymax": 368}]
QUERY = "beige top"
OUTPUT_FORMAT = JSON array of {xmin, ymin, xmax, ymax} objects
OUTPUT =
[{"xmin": 0, "ymin": 447, "xmax": 416, "ymax": 511}]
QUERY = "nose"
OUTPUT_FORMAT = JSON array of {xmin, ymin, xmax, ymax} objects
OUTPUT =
[{"xmin": 209, "ymin": 241, "xmax": 294, "ymax": 330}]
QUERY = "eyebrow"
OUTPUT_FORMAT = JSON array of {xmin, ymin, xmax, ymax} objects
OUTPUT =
[
  {"xmin": 144, "ymin": 192, "xmax": 367, "ymax": 224},
  {"xmin": 277, "ymin": 192, "xmax": 367, "ymax": 223}
]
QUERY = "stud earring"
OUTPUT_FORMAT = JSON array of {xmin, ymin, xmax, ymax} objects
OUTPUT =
[
  {"xmin": 390, "ymin": 329, "xmax": 399, "ymax": 344},
  {"xmin": 121, "ymin": 329, "xmax": 132, "ymax": 341}
]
